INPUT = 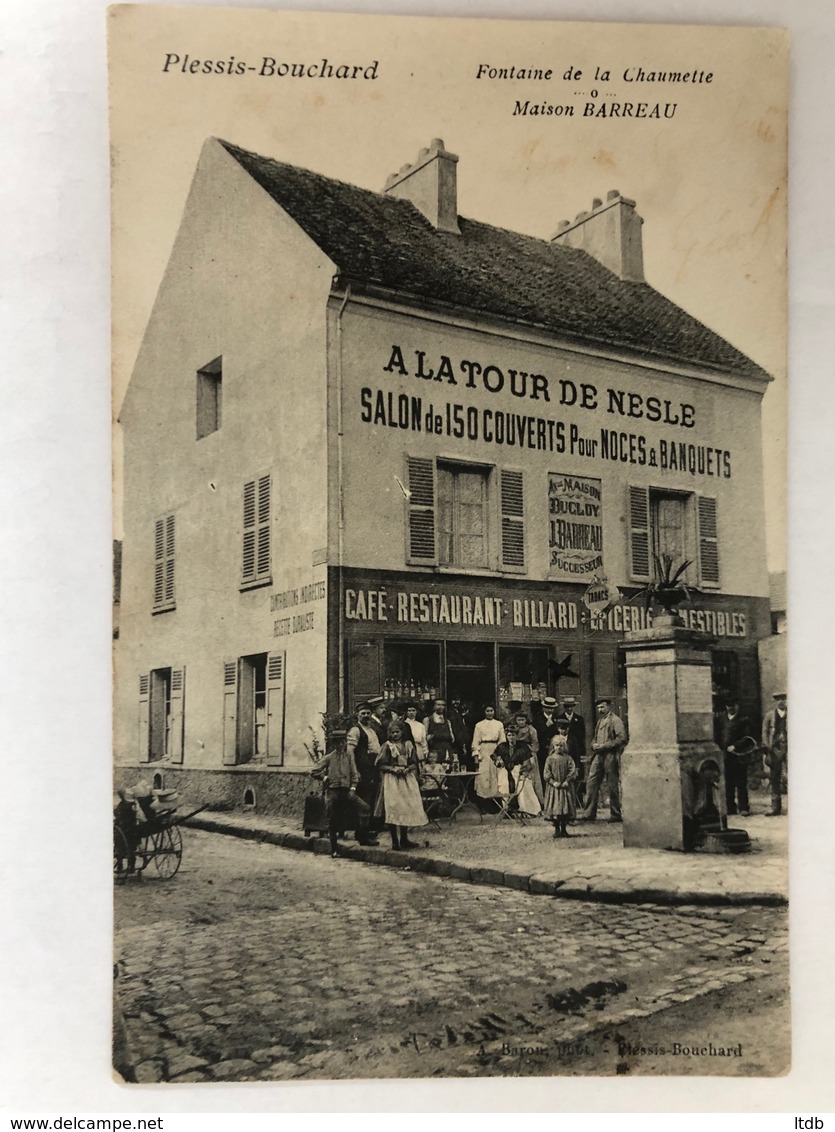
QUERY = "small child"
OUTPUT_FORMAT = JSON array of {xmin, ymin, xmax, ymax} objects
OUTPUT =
[{"xmin": 542, "ymin": 724, "xmax": 578, "ymax": 838}]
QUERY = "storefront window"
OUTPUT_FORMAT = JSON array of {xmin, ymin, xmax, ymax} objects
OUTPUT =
[
  {"xmin": 498, "ymin": 646, "xmax": 549, "ymax": 712},
  {"xmin": 382, "ymin": 641, "xmax": 442, "ymax": 703}
]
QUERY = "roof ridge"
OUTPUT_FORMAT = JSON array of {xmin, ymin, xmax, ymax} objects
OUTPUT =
[{"xmin": 216, "ymin": 137, "xmax": 771, "ymax": 385}]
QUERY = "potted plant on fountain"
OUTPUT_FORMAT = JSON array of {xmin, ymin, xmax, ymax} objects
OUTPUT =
[{"xmin": 632, "ymin": 553, "xmax": 699, "ymax": 627}]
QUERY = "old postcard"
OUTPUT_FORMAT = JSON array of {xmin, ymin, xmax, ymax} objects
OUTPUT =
[{"xmin": 110, "ymin": 6, "xmax": 788, "ymax": 1083}]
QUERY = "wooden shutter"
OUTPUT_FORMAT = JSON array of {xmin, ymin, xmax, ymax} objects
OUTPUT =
[
  {"xmin": 138, "ymin": 674, "xmax": 150, "ymax": 763},
  {"xmin": 169, "ymin": 666, "xmax": 185, "ymax": 764},
  {"xmin": 697, "ymin": 495, "xmax": 720, "ymax": 586},
  {"xmin": 500, "ymin": 469, "xmax": 526, "ymax": 571},
  {"xmin": 164, "ymin": 515, "xmax": 175, "ymax": 605},
  {"xmin": 153, "ymin": 515, "xmax": 175, "ymax": 609},
  {"xmin": 242, "ymin": 480, "xmax": 257, "ymax": 583},
  {"xmin": 257, "ymin": 474, "xmax": 271, "ymax": 578},
  {"xmin": 153, "ymin": 520, "xmax": 165, "ymax": 607},
  {"xmin": 266, "ymin": 651, "xmax": 286, "ymax": 767},
  {"xmin": 242, "ymin": 476, "xmax": 271, "ymax": 583},
  {"xmin": 406, "ymin": 456, "xmax": 437, "ymax": 565},
  {"xmin": 628, "ymin": 485, "xmax": 651, "ymax": 581},
  {"xmin": 222, "ymin": 659, "xmax": 239, "ymax": 765}
]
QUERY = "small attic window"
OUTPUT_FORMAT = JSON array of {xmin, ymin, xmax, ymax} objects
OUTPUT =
[{"xmin": 196, "ymin": 356, "xmax": 222, "ymax": 439}]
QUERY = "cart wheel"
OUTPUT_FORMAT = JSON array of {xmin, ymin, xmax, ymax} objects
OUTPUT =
[
  {"xmin": 113, "ymin": 827, "xmax": 131, "ymax": 880},
  {"xmin": 149, "ymin": 825, "xmax": 183, "ymax": 879}
]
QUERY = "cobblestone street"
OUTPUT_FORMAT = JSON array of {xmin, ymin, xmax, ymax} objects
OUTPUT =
[{"xmin": 115, "ymin": 830, "xmax": 789, "ymax": 1084}]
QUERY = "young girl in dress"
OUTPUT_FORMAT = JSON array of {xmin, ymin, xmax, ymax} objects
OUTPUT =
[
  {"xmin": 375, "ymin": 720, "xmax": 429, "ymax": 850},
  {"xmin": 542, "ymin": 722, "xmax": 578, "ymax": 838}
]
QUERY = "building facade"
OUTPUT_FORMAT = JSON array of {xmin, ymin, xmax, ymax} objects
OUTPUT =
[{"xmin": 115, "ymin": 137, "xmax": 771, "ymax": 811}]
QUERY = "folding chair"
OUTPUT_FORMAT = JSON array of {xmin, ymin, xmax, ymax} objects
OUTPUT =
[
  {"xmin": 491, "ymin": 773, "xmax": 532, "ymax": 825},
  {"xmin": 420, "ymin": 772, "xmax": 448, "ymax": 831}
]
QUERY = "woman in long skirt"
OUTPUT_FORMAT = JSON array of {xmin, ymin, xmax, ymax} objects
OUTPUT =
[
  {"xmin": 375, "ymin": 720, "xmax": 428, "ymax": 850},
  {"xmin": 542, "ymin": 724, "xmax": 578, "ymax": 838}
]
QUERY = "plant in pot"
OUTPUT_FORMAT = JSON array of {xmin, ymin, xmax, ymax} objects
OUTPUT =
[{"xmin": 632, "ymin": 553, "xmax": 699, "ymax": 626}]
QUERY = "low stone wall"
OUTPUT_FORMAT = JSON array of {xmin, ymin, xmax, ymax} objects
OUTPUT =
[{"xmin": 113, "ymin": 765, "xmax": 313, "ymax": 820}]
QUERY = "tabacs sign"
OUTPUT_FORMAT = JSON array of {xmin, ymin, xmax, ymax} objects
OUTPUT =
[{"xmin": 547, "ymin": 473, "xmax": 603, "ymax": 581}]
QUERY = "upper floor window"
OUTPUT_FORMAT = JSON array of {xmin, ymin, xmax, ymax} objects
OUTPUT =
[
  {"xmin": 196, "ymin": 356, "xmax": 222, "ymax": 439},
  {"xmin": 405, "ymin": 456, "xmax": 526, "ymax": 573},
  {"xmin": 628, "ymin": 485, "xmax": 719, "ymax": 587},
  {"xmin": 241, "ymin": 473, "xmax": 272, "ymax": 588},
  {"xmin": 153, "ymin": 513, "xmax": 176, "ymax": 612}
]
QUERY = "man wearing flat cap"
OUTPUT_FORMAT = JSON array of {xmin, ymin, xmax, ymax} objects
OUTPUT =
[
  {"xmin": 762, "ymin": 693, "xmax": 788, "ymax": 816},
  {"xmin": 346, "ymin": 701, "xmax": 384, "ymax": 820},
  {"xmin": 579, "ymin": 698, "xmax": 626, "ymax": 822}
]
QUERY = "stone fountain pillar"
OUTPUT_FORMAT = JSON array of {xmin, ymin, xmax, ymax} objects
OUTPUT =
[{"xmin": 621, "ymin": 616, "xmax": 749, "ymax": 852}]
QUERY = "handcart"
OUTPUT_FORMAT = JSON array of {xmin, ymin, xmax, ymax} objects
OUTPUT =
[{"xmin": 114, "ymin": 789, "xmax": 208, "ymax": 881}]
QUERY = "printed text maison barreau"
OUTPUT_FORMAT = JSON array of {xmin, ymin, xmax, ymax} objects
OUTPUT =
[{"xmin": 474, "ymin": 62, "xmax": 715, "ymax": 119}]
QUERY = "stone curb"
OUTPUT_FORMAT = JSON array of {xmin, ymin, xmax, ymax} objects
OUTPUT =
[{"xmin": 185, "ymin": 817, "xmax": 787, "ymax": 907}]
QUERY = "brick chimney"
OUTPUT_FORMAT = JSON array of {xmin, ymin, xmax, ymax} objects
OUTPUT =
[
  {"xmin": 382, "ymin": 138, "xmax": 460, "ymax": 235},
  {"xmin": 550, "ymin": 190, "xmax": 644, "ymax": 282}
]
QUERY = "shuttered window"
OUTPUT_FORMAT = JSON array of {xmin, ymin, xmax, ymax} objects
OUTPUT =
[
  {"xmin": 242, "ymin": 474, "xmax": 272, "ymax": 586},
  {"xmin": 499, "ymin": 469, "xmax": 526, "ymax": 572},
  {"xmin": 697, "ymin": 495, "xmax": 720, "ymax": 586},
  {"xmin": 406, "ymin": 457, "xmax": 437, "ymax": 565},
  {"xmin": 153, "ymin": 514, "xmax": 176, "ymax": 611},
  {"xmin": 627, "ymin": 486, "xmax": 651, "ymax": 581}
]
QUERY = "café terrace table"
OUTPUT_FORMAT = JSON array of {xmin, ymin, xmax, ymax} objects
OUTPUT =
[{"xmin": 420, "ymin": 770, "xmax": 482, "ymax": 825}]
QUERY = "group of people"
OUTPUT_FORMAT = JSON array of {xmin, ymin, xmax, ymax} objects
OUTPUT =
[
  {"xmin": 716, "ymin": 691, "xmax": 788, "ymax": 818},
  {"xmin": 311, "ymin": 692, "xmax": 630, "ymax": 852}
]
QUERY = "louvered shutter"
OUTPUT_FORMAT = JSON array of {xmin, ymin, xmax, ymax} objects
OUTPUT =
[
  {"xmin": 222, "ymin": 659, "xmax": 239, "ymax": 765},
  {"xmin": 169, "ymin": 667, "xmax": 185, "ymax": 764},
  {"xmin": 266, "ymin": 651, "xmax": 286, "ymax": 766},
  {"xmin": 406, "ymin": 457, "xmax": 437, "ymax": 565},
  {"xmin": 257, "ymin": 474, "xmax": 271, "ymax": 578},
  {"xmin": 138, "ymin": 674, "xmax": 150, "ymax": 762},
  {"xmin": 500, "ymin": 469, "xmax": 526, "ymax": 572},
  {"xmin": 153, "ymin": 520, "xmax": 165, "ymax": 607},
  {"xmin": 242, "ymin": 481, "xmax": 257, "ymax": 583},
  {"xmin": 164, "ymin": 515, "xmax": 175, "ymax": 606},
  {"xmin": 697, "ymin": 496, "xmax": 720, "ymax": 586},
  {"xmin": 242, "ymin": 476, "xmax": 271, "ymax": 583},
  {"xmin": 628, "ymin": 486, "xmax": 651, "ymax": 581}
]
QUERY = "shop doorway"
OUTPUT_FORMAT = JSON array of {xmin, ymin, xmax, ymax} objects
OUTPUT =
[{"xmin": 445, "ymin": 641, "xmax": 495, "ymax": 716}]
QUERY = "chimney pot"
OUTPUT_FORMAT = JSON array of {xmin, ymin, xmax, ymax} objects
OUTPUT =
[
  {"xmin": 576, "ymin": 211, "xmax": 589, "ymax": 222},
  {"xmin": 607, "ymin": 189, "xmax": 620, "ymax": 200},
  {"xmin": 592, "ymin": 197, "xmax": 603, "ymax": 209},
  {"xmin": 430, "ymin": 138, "xmax": 445, "ymax": 150}
]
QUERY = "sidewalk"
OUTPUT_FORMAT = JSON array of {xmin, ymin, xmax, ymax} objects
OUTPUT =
[{"xmin": 186, "ymin": 798, "xmax": 788, "ymax": 906}]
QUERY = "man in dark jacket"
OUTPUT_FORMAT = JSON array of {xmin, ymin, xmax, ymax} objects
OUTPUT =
[
  {"xmin": 532, "ymin": 695, "xmax": 561, "ymax": 778},
  {"xmin": 716, "ymin": 697, "xmax": 753, "ymax": 816},
  {"xmin": 557, "ymin": 696, "xmax": 587, "ymax": 789}
]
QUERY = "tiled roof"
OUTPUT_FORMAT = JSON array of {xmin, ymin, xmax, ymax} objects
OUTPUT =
[{"xmin": 220, "ymin": 140, "xmax": 769, "ymax": 382}]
